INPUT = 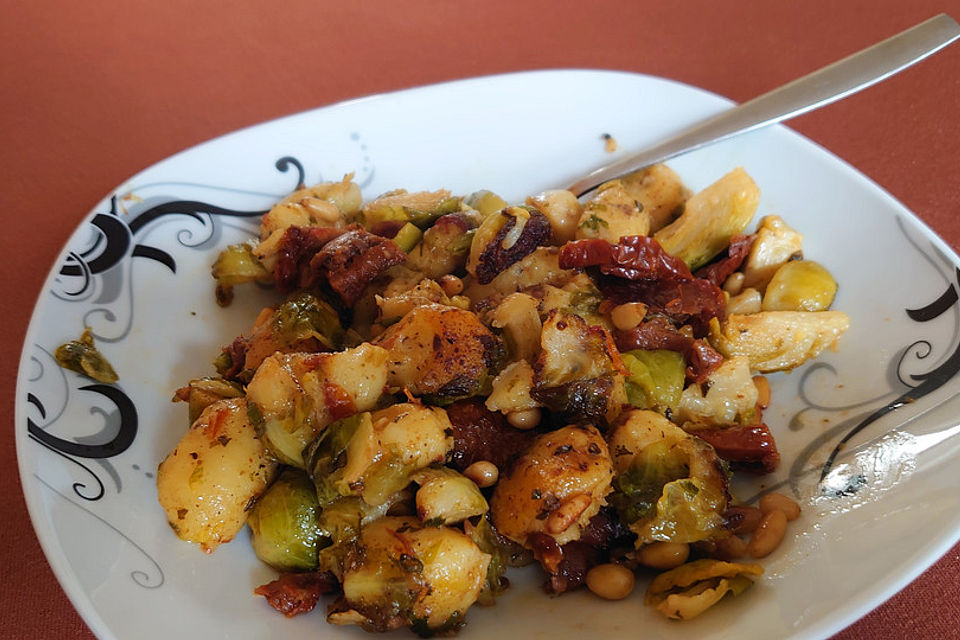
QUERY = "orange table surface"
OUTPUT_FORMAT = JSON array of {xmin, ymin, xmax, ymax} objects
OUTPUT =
[{"xmin": 3, "ymin": 1, "xmax": 959, "ymax": 638}]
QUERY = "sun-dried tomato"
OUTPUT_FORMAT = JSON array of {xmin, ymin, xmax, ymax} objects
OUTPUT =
[
  {"xmin": 217, "ymin": 335, "xmax": 250, "ymax": 381},
  {"xmin": 695, "ymin": 233, "xmax": 756, "ymax": 286},
  {"xmin": 694, "ymin": 423, "xmax": 780, "ymax": 474},
  {"xmin": 445, "ymin": 399, "xmax": 535, "ymax": 471},
  {"xmin": 560, "ymin": 236, "xmax": 695, "ymax": 282},
  {"xmin": 311, "ymin": 227, "xmax": 406, "ymax": 306},
  {"xmin": 686, "ymin": 338, "xmax": 725, "ymax": 384},
  {"xmin": 323, "ymin": 381, "xmax": 356, "ymax": 421},
  {"xmin": 614, "ymin": 316, "xmax": 723, "ymax": 383},
  {"xmin": 560, "ymin": 237, "xmax": 725, "ymax": 335},
  {"xmin": 273, "ymin": 226, "xmax": 346, "ymax": 293},
  {"xmin": 254, "ymin": 571, "xmax": 339, "ymax": 617},
  {"xmin": 533, "ymin": 509, "xmax": 634, "ymax": 594}
]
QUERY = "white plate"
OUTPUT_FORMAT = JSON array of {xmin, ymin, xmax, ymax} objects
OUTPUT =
[{"xmin": 16, "ymin": 69, "xmax": 960, "ymax": 640}]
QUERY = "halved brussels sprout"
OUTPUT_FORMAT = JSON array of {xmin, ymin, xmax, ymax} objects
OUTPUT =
[
  {"xmin": 617, "ymin": 163, "xmax": 691, "ymax": 233},
  {"xmin": 490, "ymin": 425, "xmax": 614, "ymax": 547},
  {"xmin": 245, "ymin": 344, "xmax": 389, "ymax": 467},
  {"xmin": 532, "ymin": 311, "xmax": 626, "ymax": 424},
  {"xmin": 675, "ymin": 355, "xmax": 758, "ymax": 428},
  {"xmin": 413, "ymin": 467, "xmax": 488, "ymax": 525},
  {"xmin": 708, "ymin": 311, "xmax": 850, "ymax": 373},
  {"xmin": 485, "ymin": 360, "xmax": 539, "ymax": 414},
  {"xmin": 157, "ymin": 399, "xmax": 280, "ymax": 553},
  {"xmin": 271, "ymin": 292, "xmax": 345, "ymax": 350},
  {"xmin": 741, "ymin": 215, "xmax": 803, "ymax": 292},
  {"xmin": 464, "ymin": 515, "xmax": 534, "ymax": 603},
  {"xmin": 653, "ymin": 167, "xmax": 760, "ymax": 271},
  {"xmin": 358, "ymin": 189, "xmax": 461, "ymax": 229},
  {"xmin": 607, "ymin": 411, "xmax": 728, "ymax": 545},
  {"xmin": 376, "ymin": 278, "xmax": 452, "ymax": 325},
  {"xmin": 465, "ymin": 190, "xmax": 509, "ymax": 218},
  {"xmin": 645, "ymin": 558, "xmax": 763, "ymax": 620},
  {"xmin": 535, "ymin": 311, "xmax": 617, "ymax": 387},
  {"xmin": 526, "ymin": 189, "xmax": 582, "ymax": 244},
  {"xmin": 467, "ymin": 206, "xmax": 551, "ymax": 285},
  {"xmin": 406, "ymin": 212, "xmax": 477, "ymax": 278},
  {"xmin": 211, "ymin": 241, "xmax": 271, "ymax": 305},
  {"xmin": 173, "ymin": 377, "xmax": 244, "ymax": 423},
  {"xmin": 621, "ymin": 349, "xmax": 685, "ymax": 413},
  {"xmin": 306, "ymin": 404, "xmax": 453, "ymax": 508},
  {"xmin": 761, "ymin": 260, "xmax": 838, "ymax": 312},
  {"xmin": 373, "ymin": 303, "xmax": 506, "ymax": 403},
  {"xmin": 248, "ymin": 469, "xmax": 321, "ymax": 572},
  {"xmin": 490, "ymin": 292, "xmax": 542, "ymax": 363}
]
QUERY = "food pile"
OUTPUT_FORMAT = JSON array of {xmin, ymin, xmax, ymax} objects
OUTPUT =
[{"xmin": 156, "ymin": 164, "xmax": 849, "ymax": 635}]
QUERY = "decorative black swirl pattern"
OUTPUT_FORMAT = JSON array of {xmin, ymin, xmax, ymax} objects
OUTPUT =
[
  {"xmin": 28, "ymin": 155, "xmax": 331, "ymax": 591},
  {"xmin": 28, "ymin": 384, "xmax": 137, "ymax": 459},
  {"xmin": 788, "ymin": 229, "xmax": 960, "ymax": 494},
  {"xmin": 36, "ymin": 156, "xmax": 306, "ymax": 472},
  {"xmin": 275, "ymin": 155, "xmax": 306, "ymax": 189}
]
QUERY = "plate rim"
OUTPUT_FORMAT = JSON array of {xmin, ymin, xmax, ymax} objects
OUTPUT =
[{"xmin": 15, "ymin": 66, "xmax": 960, "ymax": 640}]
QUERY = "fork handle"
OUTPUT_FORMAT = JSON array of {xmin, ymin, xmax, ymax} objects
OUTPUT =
[{"xmin": 567, "ymin": 13, "xmax": 960, "ymax": 196}]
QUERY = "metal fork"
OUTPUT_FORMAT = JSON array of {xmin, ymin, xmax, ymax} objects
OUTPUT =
[{"xmin": 567, "ymin": 14, "xmax": 960, "ymax": 197}]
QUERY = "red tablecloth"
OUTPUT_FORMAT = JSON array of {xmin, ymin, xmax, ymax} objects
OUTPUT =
[{"xmin": 3, "ymin": 1, "xmax": 959, "ymax": 638}]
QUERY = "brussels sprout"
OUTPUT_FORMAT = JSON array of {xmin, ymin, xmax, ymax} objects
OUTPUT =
[
  {"xmin": 490, "ymin": 425, "xmax": 614, "ymax": 547},
  {"xmin": 467, "ymin": 206, "xmax": 551, "ymax": 284},
  {"xmin": 211, "ymin": 241, "xmax": 271, "ymax": 306},
  {"xmin": 305, "ymin": 404, "xmax": 453, "ymax": 508},
  {"xmin": 376, "ymin": 278, "xmax": 450, "ymax": 325},
  {"xmin": 174, "ymin": 377, "xmax": 245, "ymax": 423},
  {"xmin": 465, "ymin": 515, "xmax": 534, "ymax": 603},
  {"xmin": 358, "ymin": 189, "xmax": 461, "ymax": 230},
  {"xmin": 531, "ymin": 376, "xmax": 626, "ymax": 426},
  {"xmin": 490, "ymin": 292, "xmax": 542, "ymax": 363},
  {"xmin": 465, "ymin": 189, "xmax": 508, "ymax": 217},
  {"xmin": 535, "ymin": 311, "xmax": 617, "ymax": 387},
  {"xmin": 406, "ymin": 212, "xmax": 477, "ymax": 278},
  {"xmin": 272, "ymin": 292, "xmax": 345, "ymax": 350},
  {"xmin": 621, "ymin": 349, "xmax": 685, "ymax": 412},
  {"xmin": 373, "ymin": 304, "xmax": 506, "ymax": 402},
  {"xmin": 761, "ymin": 260, "xmax": 838, "ymax": 312},
  {"xmin": 54, "ymin": 327, "xmax": 118, "ymax": 383},
  {"xmin": 675, "ymin": 355, "xmax": 758, "ymax": 428},
  {"xmin": 413, "ymin": 467, "xmax": 488, "ymax": 525},
  {"xmin": 304, "ymin": 413, "xmax": 369, "ymax": 507},
  {"xmin": 485, "ymin": 360, "xmax": 539, "ymax": 414},
  {"xmin": 653, "ymin": 168, "xmax": 760, "ymax": 271},
  {"xmin": 607, "ymin": 411, "xmax": 728, "ymax": 545},
  {"xmin": 314, "ymin": 492, "xmax": 412, "ymax": 576},
  {"xmin": 645, "ymin": 558, "xmax": 763, "ymax": 620},
  {"xmin": 708, "ymin": 311, "xmax": 850, "ymax": 373},
  {"xmin": 248, "ymin": 469, "xmax": 321, "ymax": 572},
  {"xmin": 157, "ymin": 399, "xmax": 279, "ymax": 553}
]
